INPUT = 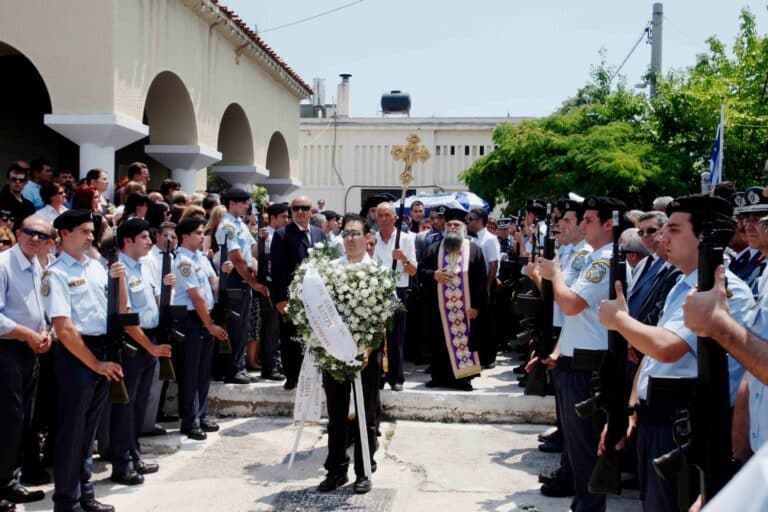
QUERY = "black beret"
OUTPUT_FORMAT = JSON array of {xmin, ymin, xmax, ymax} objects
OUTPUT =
[
  {"xmin": 583, "ymin": 196, "xmax": 628, "ymax": 217},
  {"xmin": 741, "ymin": 186, "xmax": 768, "ymax": 214},
  {"xmin": 525, "ymin": 199, "xmax": 546, "ymax": 217},
  {"xmin": 444, "ymin": 208, "xmax": 468, "ymax": 223},
  {"xmin": 221, "ymin": 188, "xmax": 251, "ymax": 202},
  {"xmin": 53, "ymin": 209, "xmax": 94, "ymax": 231},
  {"xmin": 556, "ymin": 197, "xmax": 583, "ymax": 215},
  {"xmin": 266, "ymin": 202, "xmax": 289, "ymax": 216},
  {"xmin": 667, "ymin": 194, "xmax": 733, "ymax": 218},
  {"xmin": 322, "ymin": 210, "xmax": 340, "ymax": 221}
]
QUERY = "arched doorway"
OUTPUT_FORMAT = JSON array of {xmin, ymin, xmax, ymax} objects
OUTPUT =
[
  {"xmin": 0, "ymin": 42, "xmax": 77, "ymax": 175},
  {"xmin": 211, "ymin": 103, "xmax": 266, "ymax": 190},
  {"xmin": 266, "ymin": 131, "xmax": 290, "ymax": 180}
]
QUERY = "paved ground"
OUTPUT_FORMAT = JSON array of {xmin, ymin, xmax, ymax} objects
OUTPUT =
[{"xmin": 21, "ymin": 417, "xmax": 641, "ymax": 512}]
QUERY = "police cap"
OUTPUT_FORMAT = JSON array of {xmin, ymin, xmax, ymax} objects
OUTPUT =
[
  {"xmin": 432, "ymin": 205, "xmax": 447, "ymax": 216},
  {"xmin": 582, "ymin": 196, "xmax": 628, "ymax": 218},
  {"xmin": 667, "ymin": 194, "xmax": 732, "ymax": 219},
  {"xmin": 53, "ymin": 209, "xmax": 94, "ymax": 232},
  {"xmin": 741, "ymin": 186, "xmax": 768, "ymax": 215},
  {"xmin": 497, "ymin": 218, "xmax": 512, "ymax": 229}
]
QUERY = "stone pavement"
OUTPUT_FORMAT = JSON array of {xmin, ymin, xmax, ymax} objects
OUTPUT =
[{"xmin": 21, "ymin": 417, "xmax": 641, "ymax": 512}]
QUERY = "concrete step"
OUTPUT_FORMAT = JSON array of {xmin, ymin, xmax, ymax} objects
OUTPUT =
[{"xmin": 165, "ymin": 353, "xmax": 555, "ymax": 425}]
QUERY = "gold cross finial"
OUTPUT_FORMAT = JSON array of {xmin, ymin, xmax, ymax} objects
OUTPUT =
[{"xmin": 390, "ymin": 132, "xmax": 430, "ymax": 187}]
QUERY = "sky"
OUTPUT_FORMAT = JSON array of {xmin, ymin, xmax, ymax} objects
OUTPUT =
[{"xmin": 224, "ymin": 0, "xmax": 768, "ymax": 118}]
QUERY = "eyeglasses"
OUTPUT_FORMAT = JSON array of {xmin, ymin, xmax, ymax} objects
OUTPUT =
[
  {"xmin": 0, "ymin": 239, "xmax": 11, "ymax": 246},
  {"xmin": 342, "ymin": 229, "xmax": 363, "ymax": 239},
  {"xmin": 638, "ymin": 228, "xmax": 658, "ymax": 237},
  {"xmin": 20, "ymin": 228, "xmax": 52, "ymax": 240},
  {"xmin": 292, "ymin": 205, "xmax": 311, "ymax": 212},
  {"xmin": 9, "ymin": 177, "xmax": 26, "ymax": 183}
]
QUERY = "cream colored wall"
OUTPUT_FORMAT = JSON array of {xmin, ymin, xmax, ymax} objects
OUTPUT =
[
  {"xmin": 114, "ymin": 0, "xmax": 301, "ymax": 173},
  {"xmin": 0, "ymin": 0, "xmax": 115, "ymax": 114}
]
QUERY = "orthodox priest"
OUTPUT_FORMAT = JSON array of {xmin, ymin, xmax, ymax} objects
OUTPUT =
[{"xmin": 419, "ymin": 208, "xmax": 487, "ymax": 390}]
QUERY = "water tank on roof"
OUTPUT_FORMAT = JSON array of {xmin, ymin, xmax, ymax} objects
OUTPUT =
[{"xmin": 381, "ymin": 90, "xmax": 411, "ymax": 115}]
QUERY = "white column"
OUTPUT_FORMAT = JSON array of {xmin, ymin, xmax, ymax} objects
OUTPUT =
[
  {"xmin": 210, "ymin": 165, "xmax": 269, "ymax": 191},
  {"xmin": 44, "ymin": 113, "xmax": 149, "ymax": 200},
  {"xmin": 144, "ymin": 145, "xmax": 222, "ymax": 193}
]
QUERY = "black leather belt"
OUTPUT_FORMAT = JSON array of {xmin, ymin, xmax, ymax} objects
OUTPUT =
[{"xmin": 82, "ymin": 335, "xmax": 108, "ymax": 348}]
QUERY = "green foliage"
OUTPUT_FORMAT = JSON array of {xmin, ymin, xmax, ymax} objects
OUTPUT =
[{"xmin": 462, "ymin": 6, "xmax": 768, "ymax": 210}]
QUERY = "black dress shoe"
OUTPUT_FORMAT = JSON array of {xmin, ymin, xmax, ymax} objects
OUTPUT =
[
  {"xmin": 0, "ymin": 485, "xmax": 45, "ymax": 503},
  {"xmin": 283, "ymin": 379, "xmax": 298, "ymax": 390},
  {"xmin": 110, "ymin": 469, "xmax": 144, "ymax": 486},
  {"xmin": 261, "ymin": 371, "xmax": 286, "ymax": 381},
  {"xmin": 180, "ymin": 427, "xmax": 207, "ymax": 440},
  {"xmin": 139, "ymin": 424, "xmax": 167, "ymax": 437},
  {"xmin": 80, "ymin": 498, "xmax": 115, "ymax": 512},
  {"xmin": 538, "ymin": 467, "xmax": 562, "ymax": 484},
  {"xmin": 200, "ymin": 418, "xmax": 219, "ymax": 432},
  {"xmin": 134, "ymin": 460, "xmax": 159, "ymax": 475},
  {"xmin": 0, "ymin": 499, "xmax": 15, "ymax": 512},
  {"xmin": 538, "ymin": 428, "xmax": 561, "ymax": 443},
  {"xmin": 391, "ymin": 383, "xmax": 403, "ymax": 391},
  {"xmin": 317, "ymin": 473, "xmax": 348, "ymax": 492},
  {"xmin": 353, "ymin": 476, "xmax": 372, "ymax": 494},
  {"xmin": 538, "ymin": 439, "xmax": 562, "ymax": 453},
  {"xmin": 540, "ymin": 479, "xmax": 575, "ymax": 498}
]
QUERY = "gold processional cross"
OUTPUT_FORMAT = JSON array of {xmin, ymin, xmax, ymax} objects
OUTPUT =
[{"xmin": 390, "ymin": 132, "xmax": 430, "ymax": 189}]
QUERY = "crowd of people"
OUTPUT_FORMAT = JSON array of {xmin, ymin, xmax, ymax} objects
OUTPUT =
[{"xmin": 0, "ymin": 155, "xmax": 767, "ymax": 511}]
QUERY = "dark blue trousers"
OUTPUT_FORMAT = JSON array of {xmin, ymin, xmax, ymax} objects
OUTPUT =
[
  {"xmin": 177, "ymin": 316, "xmax": 215, "ymax": 431},
  {"xmin": 554, "ymin": 360, "xmax": 606, "ymax": 512},
  {"xmin": 385, "ymin": 287, "xmax": 408, "ymax": 386},
  {"xmin": 109, "ymin": 342, "xmax": 156, "ymax": 473},
  {"xmin": 551, "ymin": 360, "xmax": 574, "ymax": 482},
  {"xmin": 225, "ymin": 279, "xmax": 252, "ymax": 379},
  {"xmin": 0, "ymin": 341, "xmax": 37, "ymax": 491},
  {"xmin": 259, "ymin": 295, "xmax": 282, "ymax": 374},
  {"xmin": 637, "ymin": 416, "xmax": 682, "ymax": 512},
  {"xmin": 53, "ymin": 342, "xmax": 109, "ymax": 512}
]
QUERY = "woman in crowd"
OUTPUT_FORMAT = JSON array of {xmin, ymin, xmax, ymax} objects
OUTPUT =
[
  {"xmin": 119, "ymin": 192, "xmax": 151, "ymax": 224},
  {"xmin": 0, "ymin": 227, "xmax": 15, "ymax": 253},
  {"xmin": 37, "ymin": 183, "xmax": 68, "ymax": 225},
  {"xmin": 71, "ymin": 184, "xmax": 106, "ymax": 259}
]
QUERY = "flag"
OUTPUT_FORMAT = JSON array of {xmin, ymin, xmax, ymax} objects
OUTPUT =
[{"xmin": 709, "ymin": 104, "xmax": 725, "ymax": 189}]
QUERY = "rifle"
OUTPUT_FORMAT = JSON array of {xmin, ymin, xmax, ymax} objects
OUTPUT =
[
  {"xmin": 106, "ymin": 235, "xmax": 140, "ymax": 404},
  {"xmin": 525, "ymin": 204, "xmax": 555, "ymax": 397},
  {"xmin": 650, "ymin": 217, "xmax": 736, "ymax": 508},
  {"xmin": 157, "ymin": 233, "xmax": 185, "ymax": 381},
  {"xmin": 211, "ymin": 232, "xmax": 240, "ymax": 353},
  {"xmin": 573, "ymin": 209, "xmax": 629, "ymax": 495}
]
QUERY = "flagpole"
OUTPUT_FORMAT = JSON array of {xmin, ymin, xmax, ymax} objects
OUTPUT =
[{"xmin": 719, "ymin": 103, "xmax": 725, "ymax": 182}]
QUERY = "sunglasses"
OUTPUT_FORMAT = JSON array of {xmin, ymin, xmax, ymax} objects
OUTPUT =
[
  {"xmin": 20, "ymin": 228, "xmax": 52, "ymax": 241},
  {"xmin": 291, "ymin": 205, "xmax": 311, "ymax": 212},
  {"xmin": 638, "ymin": 228, "xmax": 658, "ymax": 237},
  {"xmin": 342, "ymin": 229, "xmax": 363, "ymax": 239},
  {"xmin": 0, "ymin": 239, "xmax": 11, "ymax": 246},
  {"xmin": 0, "ymin": 216, "xmax": 14, "ymax": 223},
  {"xmin": 9, "ymin": 177, "xmax": 26, "ymax": 183}
]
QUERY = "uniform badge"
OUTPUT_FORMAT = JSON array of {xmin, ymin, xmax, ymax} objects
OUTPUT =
[
  {"xmin": 572, "ymin": 253, "xmax": 587, "ymax": 271},
  {"xmin": 178, "ymin": 261, "xmax": 192, "ymax": 278},
  {"xmin": 585, "ymin": 259, "xmax": 609, "ymax": 283},
  {"xmin": 223, "ymin": 224, "xmax": 236, "ymax": 240},
  {"xmin": 41, "ymin": 280, "xmax": 50, "ymax": 297}
]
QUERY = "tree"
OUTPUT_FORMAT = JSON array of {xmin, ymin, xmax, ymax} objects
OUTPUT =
[{"xmin": 463, "ymin": 6, "xmax": 768, "ymax": 210}]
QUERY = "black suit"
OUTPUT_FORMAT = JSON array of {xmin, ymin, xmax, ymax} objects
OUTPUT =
[{"xmin": 269, "ymin": 222, "xmax": 324, "ymax": 383}]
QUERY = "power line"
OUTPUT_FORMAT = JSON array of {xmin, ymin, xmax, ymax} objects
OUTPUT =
[
  {"xmin": 609, "ymin": 24, "xmax": 651, "ymax": 83},
  {"xmin": 259, "ymin": 0, "xmax": 365, "ymax": 34}
]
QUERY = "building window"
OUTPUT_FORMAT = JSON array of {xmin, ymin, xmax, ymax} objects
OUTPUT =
[
  {"xmin": 479, "ymin": 146, "xmax": 485, "ymax": 156},
  {"xmin": 435, "ymin": 146, "xmax": 441, "ymax": 156},
  {"xmin": 464, "ymin": 146, "xmax": 470, "ymax": 156},
  {"xmin": 450, "ymin": 145, "xmax": 455, "ymax": 156}
]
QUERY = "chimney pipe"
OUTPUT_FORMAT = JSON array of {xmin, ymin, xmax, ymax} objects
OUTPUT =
[{"xmin": 336, "ymin": 73, "xmax": 351, "ymax": 117}]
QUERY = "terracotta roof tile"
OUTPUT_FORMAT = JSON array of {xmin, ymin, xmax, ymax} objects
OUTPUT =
[{"xmin": 211, "ymin": 0, "xmax": 313, "ymax": 95}]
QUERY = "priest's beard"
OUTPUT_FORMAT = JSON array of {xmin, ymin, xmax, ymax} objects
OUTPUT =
[{"xmin": 443, "ymin": 227, "xmax": 467, "ymax": 254}]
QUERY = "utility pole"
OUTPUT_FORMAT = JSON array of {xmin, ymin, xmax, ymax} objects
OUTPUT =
[{"xmin": 650, "ymin": 3, "xmax": 663, "ymax": 97}]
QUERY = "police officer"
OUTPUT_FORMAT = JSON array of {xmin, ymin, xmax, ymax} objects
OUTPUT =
[
  {"xmin": 108, "ymin": 219, "xmax": 173, "ymax": 485},
  {"xmin": 215, "ymin": 188, "xmax": 269, "ymax": 384},
  {"xmin": 0, "ymin": 215, "xmax": 52, "ymax": 507},
  {"xmin": 42, "ymin": 209, "xmax": 126, "ymax": 512},
  {"xmin": 599, "ymin": 195, "xmax": 754, "ymax": 511},
  {"xmin": 534, "ymin": 196, "xmax": 627, "ymax": 512},
  {"xmin": 173, "ymin": 217, "xmax": 228, "ymax": 440}
]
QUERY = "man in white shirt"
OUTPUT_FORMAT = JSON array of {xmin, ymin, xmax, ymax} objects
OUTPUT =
[{"xmin": 373, "ymin": 202, "xmax": 416, "ymax": 391}]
